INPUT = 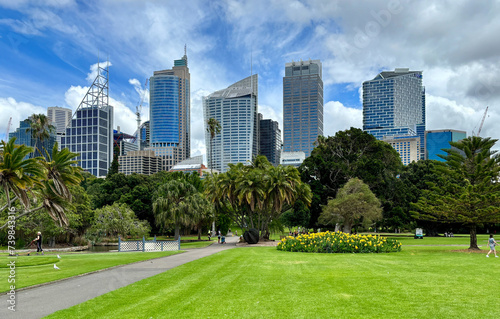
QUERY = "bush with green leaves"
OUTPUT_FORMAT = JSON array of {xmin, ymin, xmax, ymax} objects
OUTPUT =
[
  {"xmin": 277, "ymin": 231, "xmax": 402, "ymax": 253},
  {"xmin": 85, "ymin": 203, "xmax": 150, "ymax": 242}
]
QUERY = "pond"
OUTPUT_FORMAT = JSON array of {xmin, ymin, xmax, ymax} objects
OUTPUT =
[{"xmin": 88, "ymin": 244, "xmax": 118, "ymax": 252}]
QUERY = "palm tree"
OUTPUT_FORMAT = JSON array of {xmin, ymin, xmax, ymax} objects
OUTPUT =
[
  {"xmin": 0, "ymin": 138, "xmax": 45, "ymax": 209},
  {"xmin": 206, "ymin": 118, "xmax": 221, "ymax": 174},
  {"xmin": 42, "ymin": 142, "xmax": 83, "ymax": 200},
  {"xmin": 0, "ymin": 138, "xmax": 84, "ymax": 229},
  {"xmin": 26, "ymin": 114, "xmax": 55, "ymax": 158},
  {"xmin": 153, "ymin": 179, "xmax": 199, "ymax": 240}
]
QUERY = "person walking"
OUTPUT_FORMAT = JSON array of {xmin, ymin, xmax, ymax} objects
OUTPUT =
[
  {"xmin": 486, "ymin": 234, "xmax": 498, "ymax": 257},
  {"xmin": 34, "ymin": 231, "xmax": 44, "ymax": 255}
]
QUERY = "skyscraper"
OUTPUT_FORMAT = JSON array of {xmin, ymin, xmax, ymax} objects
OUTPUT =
[
  {"xmin": 425, "ymin": 129, "xmax": 466, "ymax": 161},
  {"xmin": 259, "ymin": 113, "xmax": 281, "ymax": 166},
  {"xmin": 283, "ymin": 59, "xmax": 323, "ymax": 157},
  {"xmin": 363, "ymin": 68, "xmax": 426, "ymax": 161},
  {"xmin": 147, "ymin": 52, "xmax": 190, "ymax": 171},
  {"xmin": 203, "ymin": 74, "xmax": 258, "ymax": 173},
  {"xmin": 9, "ymin": 117, "xmax": 56, "ymax": 158},
  {"xmin": 61, "ymin": 63, "xmax": 113, "ymax": 178},
  {"xmin": 47, "ymin": 106, "xmax": 72, "ymax": 150}
]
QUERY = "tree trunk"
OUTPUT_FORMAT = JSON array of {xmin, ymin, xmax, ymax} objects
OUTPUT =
[
  {"xmin": 343, "ymin": 222, "xmax": 352, "ymax": 234},
  {"xmin": 174, "ymin": 223, "xmax": 180, "ymax": 240},
  {"xmin": 469, "ymin": 224, "xmax": 480, "ymax": 250},
  {"xmin": 197, "ymin": 227, "xmax": 202, "ymax": 241}
]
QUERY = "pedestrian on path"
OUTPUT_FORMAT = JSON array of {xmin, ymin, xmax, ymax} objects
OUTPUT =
[
  {"xmin": 217, "ymin": 230, "xmax": 221, "ymax": 244},
  {"xmin": 486, "ymin": 234, "xmax": 498, "ymax": 257},
  {"xmin": 34, "ymin": 231, "xmax": 44, "ymax": 255}
]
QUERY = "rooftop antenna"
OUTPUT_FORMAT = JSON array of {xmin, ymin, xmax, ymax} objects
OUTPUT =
[
  {"xmin": 250, "ymin": 50, "xmax": 253, "ymax": 95},
  {"xmin": 184, "ymin": 44, "xmax": 187, "ymax": 56}
]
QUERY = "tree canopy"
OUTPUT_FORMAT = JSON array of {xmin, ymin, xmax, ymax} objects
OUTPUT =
[
  {"xmin": 412, "ymin": 136, "xmax": 500, "ymax": 249},
  {"xmin": 204, "ymin": 155, "xmax": 312, "ymax": 241},
  {"xmin": 319, "ymin": 177, "xmax": 382, "ymax": 233},
  {"xmin": 300, "ymin": 128, "xmax": 402, "ymax": 227}
]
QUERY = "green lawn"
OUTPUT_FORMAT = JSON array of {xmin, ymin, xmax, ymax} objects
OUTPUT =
[
  {"xmin": 0, "ymin": 250, "xmax": 181, "ymax": 292},
  {"xmin": 47, "ymin": 245, "xmax": 499, "ymax": 319}
]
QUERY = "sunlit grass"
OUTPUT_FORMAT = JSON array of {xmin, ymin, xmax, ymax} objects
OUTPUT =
[
  {"xmin": 48, "ymin": 246, "xmax": 499, "ymax": 319},
  {"xmin": 0, "ymin": 250, "xmax": 181, "ymax": 292}
]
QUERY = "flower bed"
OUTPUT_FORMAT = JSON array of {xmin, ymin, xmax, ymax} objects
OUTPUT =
[{"xmin": 277, "ymin": 231, "xmax": 402, "ymax": 253}]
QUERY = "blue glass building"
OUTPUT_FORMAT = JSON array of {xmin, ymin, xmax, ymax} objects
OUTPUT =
[
  {"xmin": 283, "ymin": 59, "xmax": 323, "ymax": 157},
  {"xmin": 9, "ymin": 118, "xmax": 56, "ymax": 158},
  {"xmin": 425, "ymin": 129, "xmax": 467, "ymax": 161},
  {"xmin": 148, "ymin": 54, "xmax": 190, "ymax": 171},
  {"xmin": 363, "ymin": 68, "xmax": 426, "ymax": 160},
  {"xmin": 203, "ymin": 75, "xmax": 258, "ymax": 173}
]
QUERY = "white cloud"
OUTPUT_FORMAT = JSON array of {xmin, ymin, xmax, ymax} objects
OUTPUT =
[
  {"xmin": 64, "ymin": 84, "xmax": 137, "ymax": 135},
  {"xmin": 0, "ymin": 97, "xmax": 46, "ymax": 140},
  {"xmin": 86, "ymin": 61, "xmax": 112, "ymax": 82},
  {"xmin": 323, "ymin": 101, "xmax": 363, "ymax": 137}
]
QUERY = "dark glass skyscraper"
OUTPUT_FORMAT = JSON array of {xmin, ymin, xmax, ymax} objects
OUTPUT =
[
  {"xmin": 363, "ymin": 68, "xmax": 426, "ymax": 161},
  {"xmin": 148, "ymin": 53, "xmax": 190, "ymax": 171},
  {"xmin": 259, "ymin": 113, "xmax": 281, "ymax": 166},
  {"xmin": 283, "ymin": 59, "xmax": 323, "ymax": 157},
  {"xmin": 9, "ymin": 117, "xmax": 56, "ymax": 159}
]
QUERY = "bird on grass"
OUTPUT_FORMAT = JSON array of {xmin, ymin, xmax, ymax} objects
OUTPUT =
[
  {"xmin": 57, "ymin": 255, "xmax": 61, "ymax": 259},
  {"xmin": 54, "ymin": 264, "xmax": 60, "ymax": 270}
]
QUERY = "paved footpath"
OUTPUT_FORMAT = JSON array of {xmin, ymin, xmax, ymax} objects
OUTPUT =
[{"xmin": 1, "ymin": 236, "xmax": 239, "ymax": 319}]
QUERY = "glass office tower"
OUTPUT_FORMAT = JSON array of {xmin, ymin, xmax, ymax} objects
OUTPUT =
[
  {"xmin": 425, "ymin": 129, "xmax": 466, "ymax": 161},
  {"xmin": 148, "ymin": 53, "xmax": 190, "ymax": 171},
  {"xmin": 283, "ymin": 59, "xmax": 323, "ymax": 157},
  {"xmin": 259, "ymin": 113, "xmax": 281, "ymax": 166},
  {"xmin": 9, "ymin": 117, "xmax": 56, "ymax": 158},
  {"xmin": 363, "ymin": 68, "xmax": 426, "ymax": 160},
  {"xmin": 61, "ymin": 64, "xmax": 113, "ymax": 177},
  {"xmin": 203, "ymin": 74, "xmax": 258, "ymax": 173}
]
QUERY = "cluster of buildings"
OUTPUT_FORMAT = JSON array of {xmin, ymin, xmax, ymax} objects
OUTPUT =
[{"xmin": 9, "ymin": 52, "xmax": 468, "ymax": 178}]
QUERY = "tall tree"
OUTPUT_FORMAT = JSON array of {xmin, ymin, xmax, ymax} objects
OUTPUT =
[
  {"xmin": 319, "ymin": 177, "xmax": 382, "ymax": 233},
  {"xmin": 152, "ymin": 179, "xmax": 199, "ymax": 239},
  {"xmin": 412, "ymin": 136, "xmax": 500, "ymax": 249},
  {"xmin": 300, "ymin": 128, "xmax": 402, "ymax": 227},
  {"xmin": 1, "ymin": 138, "xmax": 83, "ymax": 229},
  {"xmin": 206, "ymin": 118, "xmax": 221, "ymax": 174},
  {"xmin": 205, "ymin": 156, "xmax": 312, "ymax": 241},
  {"xmin": 26, "ymin": 114, "xmax": 55, "ymax": 158}
]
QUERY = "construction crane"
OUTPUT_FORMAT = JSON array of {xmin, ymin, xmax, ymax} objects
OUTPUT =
[
  {"xmin": 4, "ymin": 117, "xmax": 12, "ymax": 141},
  {"xmin": 474, "ymin": 106, "xmax": 489, "ymax": 137},
  {"xmin": 135, "ymin": 78, "xmax": 148, "ymax": 150}
]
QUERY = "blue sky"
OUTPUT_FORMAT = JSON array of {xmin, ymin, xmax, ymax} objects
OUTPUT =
[{"xmin": 1, "ymin": 0, "xmax": 500, "ymax": 157}]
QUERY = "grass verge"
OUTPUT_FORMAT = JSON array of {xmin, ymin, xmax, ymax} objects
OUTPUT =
[
  {"xmin": 47, "ymin": 245, "xmax": 500, "ymax": 319},
  {"xmin": 0, "ymin": 250, "xmax": 181, "ymax": 293}
]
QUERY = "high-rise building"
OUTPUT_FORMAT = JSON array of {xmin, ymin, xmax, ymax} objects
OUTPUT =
[
  {"xmin": 363, "ymin": 68, "xmax": 426, "ymax": 161},
  {"xmin": 137, "ymin": 120, "xmax": 150, "ymax": 150},
  {"xmin": 147, "ymin": 52, "xmax": 190, "ymax": 171},
  {"xmin": 258, "ymin": 113, "xmax": 281, "ymax": 166},
  {"xmin": 283, "ymin": 59, "xmax": 323, "ymax": 157},
  {"xmin": 203, "ymin": 74, "xmax": 258, "ymax": 173},
  {"xmin": 61, "ymin": 63, "xmax": 113, "ymax": 178},
  {"xmin": 118, "ymin": 150, "xmax": 162, "ymax": 175},
  {"xmin": 47, "ymin": 106, "xmax": 72, "ymax": 150},
  {"xmin": 9, "ymin": 117, "xmax": 56, "ymax": 158},
  {"xmin": 280, "ymin": 151, "xmax": 306, "ymax": 167},
  {"xmin": 384, "ymin": 136, "xmax": 420, "ymax": 165},
  {"xmin": 425, "ymin": 129, "xmax": 467, "ymax": 161}
]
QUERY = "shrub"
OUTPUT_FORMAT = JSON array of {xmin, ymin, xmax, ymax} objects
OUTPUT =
[{"xmin": 276, "ymin": 231, "xmax": 401, "ymax": 253}]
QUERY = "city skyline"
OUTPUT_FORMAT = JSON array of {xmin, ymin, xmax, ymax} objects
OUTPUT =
[{"xmin": 1, "ymin": 0, "xmax": 500, "ymax": 159}]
